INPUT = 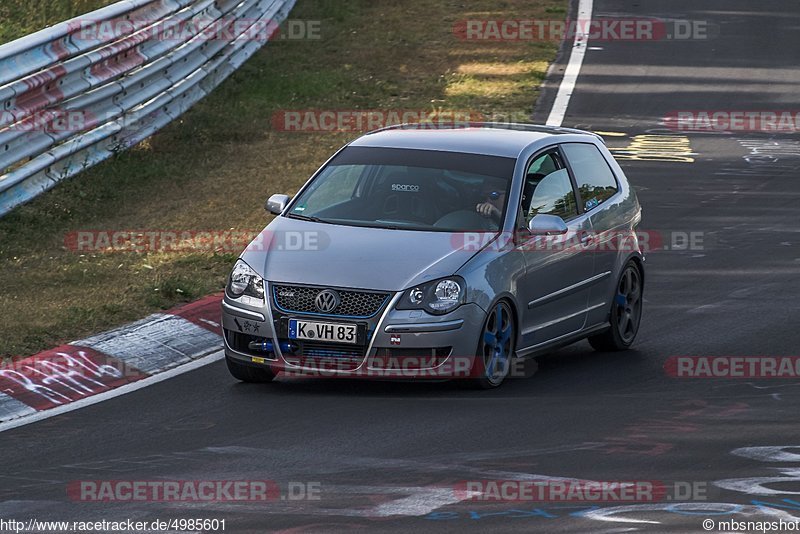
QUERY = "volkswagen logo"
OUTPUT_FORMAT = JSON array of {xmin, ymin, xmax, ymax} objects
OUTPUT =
[{"xmin": 315, "ymin": 289, "xmax": 340, "ymax": 313}]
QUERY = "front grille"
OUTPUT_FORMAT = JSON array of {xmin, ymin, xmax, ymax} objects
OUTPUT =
[
  {"xmin": 283, "ymin": 341, "xmax": 366, "ymax": 371},
  {"xmin": 272, "ymin": 284, "xmax": 389, "ymax": 318}
]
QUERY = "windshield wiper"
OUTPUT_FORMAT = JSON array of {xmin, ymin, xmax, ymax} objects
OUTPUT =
[
  {"xmin": 330, "ymin": 219, "xmax": 401, "ymax": 230},
  {"xmin": 286, "ymin": 213, "xmax": 327, "ymax": 223}
]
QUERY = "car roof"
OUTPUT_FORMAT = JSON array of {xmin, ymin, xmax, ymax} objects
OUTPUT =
[{"xmin": 349, "ymin": 123, "xmax": 603, "ymax": 158}]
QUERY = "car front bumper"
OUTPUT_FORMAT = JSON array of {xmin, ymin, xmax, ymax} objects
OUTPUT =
[{"xmin": 221, "ymin": 291, "xmax": 487, "ymax": 379}]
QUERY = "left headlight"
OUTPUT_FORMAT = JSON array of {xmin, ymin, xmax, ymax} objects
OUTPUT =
[
  {"xmin": 396, "ymin": 276, "xmax": 466, "ymax": 315},
  {"xmin": 227, "ymin": 260, "xmax": 265, "ymax": 306}
]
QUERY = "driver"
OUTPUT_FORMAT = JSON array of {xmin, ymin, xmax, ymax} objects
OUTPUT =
[{"xmin": 476, "ymin": 178, "xmax": 507, "ymax": 223}]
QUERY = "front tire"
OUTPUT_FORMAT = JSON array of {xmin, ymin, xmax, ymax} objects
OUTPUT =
[
  {"xmin": 463, "ymin": 301, "xmax": 515, "ymax": 389},
  {"xmin": 589, "ymin": 261, "xmax": 643, "ymax": 352},
  {"xmin": 226, "ymin": 354, "xmax": 276, "ymax": 383}
]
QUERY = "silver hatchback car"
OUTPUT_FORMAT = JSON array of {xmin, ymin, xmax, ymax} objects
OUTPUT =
[{"xmin": 221, "ymin": 123, "xmax": 645, "ymax": 388}]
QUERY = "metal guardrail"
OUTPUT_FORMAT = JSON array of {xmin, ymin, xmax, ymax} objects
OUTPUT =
[{"xmin": 0, "ymin": 0, "xmax": 296, "ymax": 216}]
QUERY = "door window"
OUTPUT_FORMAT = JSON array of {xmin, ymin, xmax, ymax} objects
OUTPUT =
[{"xmin": 520, "ymin": 151, "xmax": 578, "ymax": 226}]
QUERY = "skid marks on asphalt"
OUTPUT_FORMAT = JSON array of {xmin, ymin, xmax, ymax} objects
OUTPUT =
[
  {"xmin": 715, "ymin": 136, "xmax": 800, "ymax": 176},
  {"xmin": 4, "ymin": 438, "xmax": 800, "ymax": 530}
]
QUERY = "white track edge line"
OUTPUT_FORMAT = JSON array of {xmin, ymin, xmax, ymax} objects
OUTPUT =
[{"xmin": 545, "ymin": 0, "xmax": 594, "ymax": 127}]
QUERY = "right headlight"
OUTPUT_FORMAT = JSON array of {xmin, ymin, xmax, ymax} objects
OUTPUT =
[
  {"xmin": 396, "ymin": 276, "xmax": 466, "ymax": 315},
  {"xmin": 227, "ymin": 260, "xmax": 265, "ymax": 306}
]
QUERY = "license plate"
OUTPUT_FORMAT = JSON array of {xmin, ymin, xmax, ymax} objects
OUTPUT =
[{"xmin": 288, "ymin": 319, "xmax": 358, "ymax": 344}]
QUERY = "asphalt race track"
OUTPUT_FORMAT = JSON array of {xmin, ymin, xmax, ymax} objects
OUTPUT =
[{"xmin": 2, "ymin": 1, "xmax": 800, "ymax": 532}]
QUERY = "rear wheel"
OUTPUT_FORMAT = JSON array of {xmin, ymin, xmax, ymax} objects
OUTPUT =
[
  {"xmin": 226, "ymin": 355, "xmax": 276, "ymax": 383},
  {"xmin": 464, "ymin": 301, "xmax": 515, "ymax": 389},
  {"xmin": 589, "ymin": 262, "xmax": 643, "ymax": 352}
]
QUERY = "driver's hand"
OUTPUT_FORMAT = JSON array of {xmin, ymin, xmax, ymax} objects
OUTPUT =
[{"xmin": 476, "ymin": 202, "xmax": 500, "ymax": 219}]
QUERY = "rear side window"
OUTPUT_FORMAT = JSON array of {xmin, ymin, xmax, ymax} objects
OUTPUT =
[{"xmin": 561, "ymin": 143, "xmax": 619, "ymax": 211}]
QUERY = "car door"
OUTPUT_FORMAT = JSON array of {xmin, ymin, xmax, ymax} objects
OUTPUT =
[
  {"xmin": 560, "ymin": 142, "xmax": 623, "ymax": 328},
  {"xmin": 515, "ymin": 147, "xmax": 595, "ymax": 349}
]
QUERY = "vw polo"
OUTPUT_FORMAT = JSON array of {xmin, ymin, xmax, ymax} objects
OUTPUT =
[{"xmin": 221, "ymin": 123, "xmax": 645, "ymax": 388}]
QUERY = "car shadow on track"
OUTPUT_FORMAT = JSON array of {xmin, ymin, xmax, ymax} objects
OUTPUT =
[{"xmin": 225, "ymin": 342, "xmax": 654, "ymax": 399}]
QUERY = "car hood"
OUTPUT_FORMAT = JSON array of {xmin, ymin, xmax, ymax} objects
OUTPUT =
[{"xmin": 239, "ymin": 217, "xmax": 483, "ymax": 291}]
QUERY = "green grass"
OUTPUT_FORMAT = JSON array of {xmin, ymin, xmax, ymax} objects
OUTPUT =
[
  {"xmin": 0, "ymin": 0, "xmax": 117, "ymax": 44},
  {"xmin": 0, "ymin": 0, "xmax": 566, "ymax": 358}
]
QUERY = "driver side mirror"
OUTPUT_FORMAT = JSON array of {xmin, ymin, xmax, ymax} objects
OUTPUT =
[
  {"xmin": 527, "ymin": 214, "xmax": 568, "ymax": 236},
  {"xmin": 265, "ymin": 194, "xmax": 290, "ymax": 215}
]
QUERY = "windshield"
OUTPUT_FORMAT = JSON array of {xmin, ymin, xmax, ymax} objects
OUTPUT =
[{"xmin": 286, "ymin": 147, "xmax": 517, "ymax": 232}]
